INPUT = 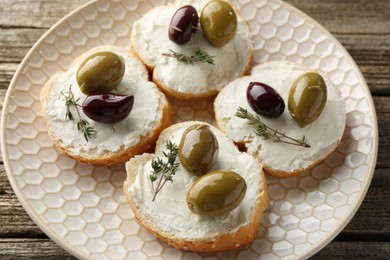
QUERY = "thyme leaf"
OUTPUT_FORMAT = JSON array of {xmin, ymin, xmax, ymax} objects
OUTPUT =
[
  {"xmin": 149, "ymin": 141, "xmax": 180, "ymax": 202},
  {"xmin": 235, "ymin": 107, "xmax": 310, "ymax": 148},
  {"xmin": 162, "ymin": 49, "xmax": 214, "ymax": 64},
  {"xmin": 61, "ymin": 85, "xmax": 96, "ymax": 142}
]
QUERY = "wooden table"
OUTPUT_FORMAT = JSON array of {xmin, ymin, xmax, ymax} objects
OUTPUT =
[{"xmin": 0, "ymin": 0, "xmax": 389, "ymax": 259}]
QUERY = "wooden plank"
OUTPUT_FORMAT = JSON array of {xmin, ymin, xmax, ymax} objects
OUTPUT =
[
  {"xmin": 0, "ymin": 64, "xmax": 19, "ymax": 91},
  {"xmin": 0, "ymin": 167, "xmax": 43, "ymax": 236},
  {"xmin": 0, "ymin": 29, "xmax": 46, "ymax": 64},
  {"xmin": 0, "ymin": 238, "xmax": 388, "ymax": 259},
  {"xmin": 0, "ymin": 238, "xmax": 76, "ymax": 259},
  {"xmin": 0, "ymin": 0, "xmax": 89, "ymax": 29},
  {"xmin": 312, "ymin": 241, "xmax": 390, "ymax": 259},
  {"xmin": 359, "ymin": 65, "xmax": 390, "ymax": 96},
  {"xmin": 374, "ymin": 96, "xmax": 390, "ymax": 168},
  {"xmin": 334, "ymin": 33, "xmax": 390, "ymax": 64},
  {"xmin": 285, "ymin": 0, "xmax": 390, "ymax": 34},
  {"xmin": 333, "ymin": 33, "xmax": 390, "ymax": 95},
  {"xmin": 342, "ymin": 168, "xmax": 390, "ymax": 233}
]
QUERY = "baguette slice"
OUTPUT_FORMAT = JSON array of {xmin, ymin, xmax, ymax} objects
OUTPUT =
[
  {"xmin": 214, "ymin": 61, "xmax": 346, "ymax": 177},
  {"xmin": 131, "ymin": 0, "xmax": 253, "ymax": 99},
  {"xmin": 123, "ymin": 121, "xmax": 269, "ymax": 252},
  {"xmin": 40, "ymin": 45, "xmax": 173, "ymax": 165}
]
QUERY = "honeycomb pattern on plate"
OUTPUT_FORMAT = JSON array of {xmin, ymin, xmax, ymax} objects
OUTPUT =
[{"xmin": 2, "ymin": 0, "xmax": 376, "ymax": 259}]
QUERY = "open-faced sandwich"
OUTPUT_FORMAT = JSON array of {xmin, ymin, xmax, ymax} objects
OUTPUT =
[
  {"xmin": 131, "ymin": 0, "xmax": 253, "ymax": 99},
  {"xmin": 123, "ymin": 121, "xmax": 269, "ymax": 252},
  {"xmin": 214, "ymin": 61, "xmax": 346, "ymax": 177},
  {"xmin": 40, "ymin": 45, "xmax": 172, "ymax": 165}
]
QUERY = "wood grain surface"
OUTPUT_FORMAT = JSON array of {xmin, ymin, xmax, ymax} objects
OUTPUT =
[{"xmin": 0, "ymin": 0, "xmax": 389, "ymax": 259}]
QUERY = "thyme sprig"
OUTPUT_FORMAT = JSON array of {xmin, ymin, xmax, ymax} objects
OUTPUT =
[
  {"xmin": 235, "ymin": 107, "xmax": 310, "ymax": 148},
  {"xmin": 60, "ymin": 85, "xmax": 96, "ymax": 142},
  {"xmin": 162, "ymin": 49, "xmax": 214, "ymax": 64},
  {"xmin": 149, "ymin": 141, "xmax": 180, "ymax": 202}
]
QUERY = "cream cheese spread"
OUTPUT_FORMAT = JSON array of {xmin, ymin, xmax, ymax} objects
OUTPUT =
[
  {"xmin": 42, "ymin": 46, "xmax": 165, "ymax": 156},
  {"xmin": 214, "ymin": 61, "xmax": 346, "ymax": 172},
  {"xmin": 131, "ymin": 0, "xmax": 253, "ymax": 96},
  {"xmin": 127, "ymin": 121, "xmax": 263, "ymax": 239}
]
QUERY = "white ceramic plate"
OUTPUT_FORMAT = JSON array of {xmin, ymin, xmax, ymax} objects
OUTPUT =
[{"xmin": 1, "ymin": 0, "xmax": 378, "ymax": 259}]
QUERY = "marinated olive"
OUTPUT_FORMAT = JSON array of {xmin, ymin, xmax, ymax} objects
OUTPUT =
[
  {"xmin": 288, "ymin": 72, "xmax": 327, "ymax": 127},
  {"xmin": 169, "ymin": 5, "xmax": 198, "ymax": 45},
  {"xmin": 247, "ymin": 82, "xmax": 285, "ymax": 118},
  {"xmin": 76, "ymin": 51, "xmax": 125, "ymax": 94},
  {"xmin": 82, "ymin": 93, "xmax": 134, "ymax": 124},
  {"xmin": 179, "ymin": 124, "xmax": 219, "ymax": 176},
  {"xmin": 186, "ymin": 170, "xmax": 247, "ymax": 218},
  {"xmin": 200, "ymin": 0, "xmax": 237, "ymax": 47}
]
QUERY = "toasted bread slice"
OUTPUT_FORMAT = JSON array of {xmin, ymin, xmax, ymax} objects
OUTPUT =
[
  {"xmin": 123, "ymin": 121, "xmax": 269, "ymax": 252},
  {"xmin": 131, "ymin": 0, "xmax": 253, "ymax": 99},
  {"xmin": 214, "ymin": 61, "xmax": 346, "ymax": 177},
  {"xmin": 40, "ymin": 45, "xmax": 173, "ymax": 165}
]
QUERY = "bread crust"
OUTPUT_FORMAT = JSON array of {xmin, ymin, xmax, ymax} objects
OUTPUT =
[
  {"xmin": 152, "ymin": 73, "xmax": 219, "ymax": 100},
  {"xmin": 123, "ymin": 122, "xmax": 269, "ymax": 252},
  {"xmin": 40, "ymin": 47, "xmax": 173, "ymax": 165}
]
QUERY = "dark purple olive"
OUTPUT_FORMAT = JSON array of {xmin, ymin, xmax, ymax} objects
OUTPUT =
[
  {"xmin": 247, "ymin": 82, "xmax": 285, "ymax": 118},
  {"xmin": 82, "ymin": 93, "xmax": 134, "ymax": 124},
  {"xmin": 169, "ymin": 5, "xmax": 198, "ymax": 45}
]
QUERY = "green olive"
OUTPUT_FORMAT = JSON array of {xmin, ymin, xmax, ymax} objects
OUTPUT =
[
  {"xmin": 179, "ymin": 124, "xmax": 219, "ymax": 176},
  {"xmin": 76, "ymin": 51, "xmax": 125, "ymax": 94},
  {"xmin": 186, "ymin": 170, "xmax": 247, "ymax": 218},
  {"xmin": 288, "ymin": 72, "xmax": 327, "ymax": 128},
  {"xmin": 200, "ymin": 0, "xmax": 237, "ymax": 47}
]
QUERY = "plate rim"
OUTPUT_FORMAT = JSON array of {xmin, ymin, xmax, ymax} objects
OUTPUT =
[
  {"xmin": 0, "ymin": 0, "xmax": 379, "ymax": 259},
  {"xmin": 274, "ymin": 0, "xmax": 378, "ymax": 258},
  {"xmin": 1, "ymin": 1, "xmax": 100, "ymax": 259}
]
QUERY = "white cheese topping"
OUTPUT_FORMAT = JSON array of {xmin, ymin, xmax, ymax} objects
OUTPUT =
[
  {"xmin": 214, "ymin": 61, "xmax": 346, "ymax": 172},
  {"xmin": 42, "ymin": 46, "xmax": 165, "ymax": 156},
  {"xmin": 131, "ymin": 0, "xmax": 253, "ymax": 96},
  {"xmin": 127, "ymin": 121, "xmax": 263, "ymax": 239}
]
